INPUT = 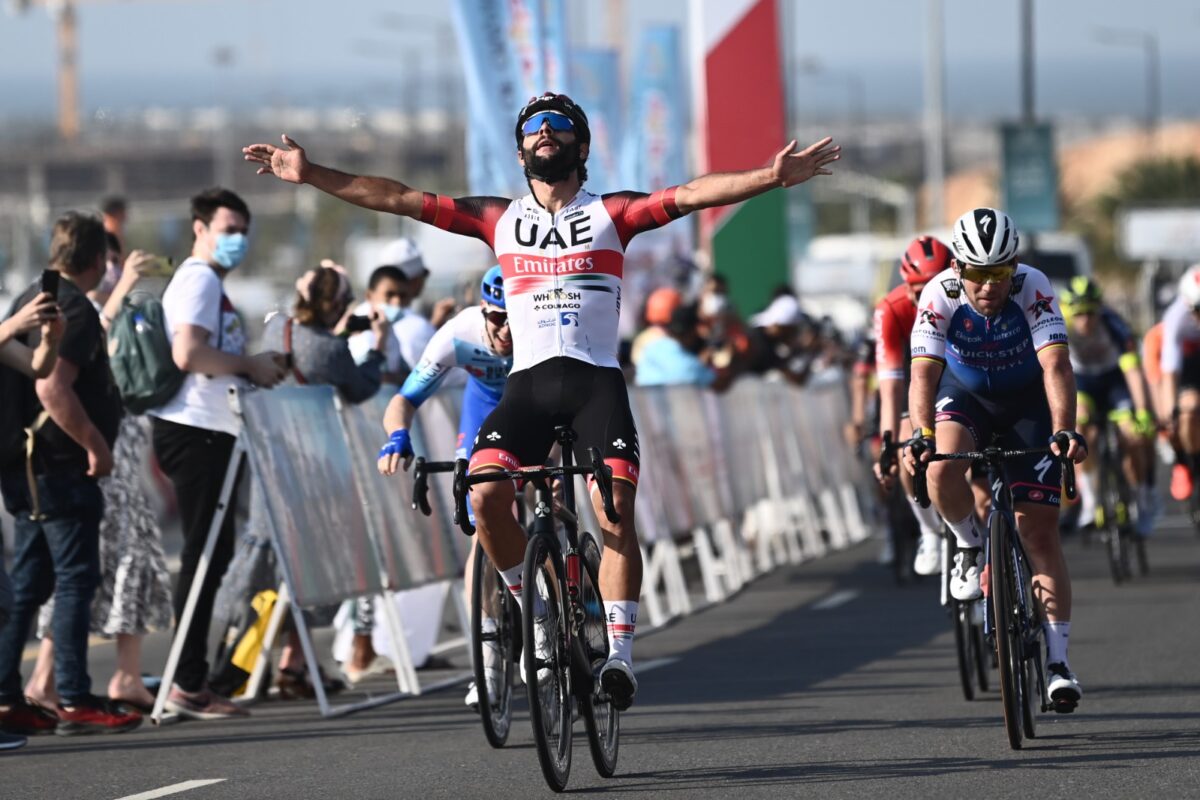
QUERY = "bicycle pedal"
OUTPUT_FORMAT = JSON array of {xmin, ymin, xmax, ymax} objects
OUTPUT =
[{"xmin": 1051, "ymin": 697, "xmax": 1078, "ymax": 714}]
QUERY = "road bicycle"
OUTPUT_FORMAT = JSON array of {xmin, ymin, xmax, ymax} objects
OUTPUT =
[
  {"xmin": 413, "ymin": 458, "xmax": 522, "ymax": 749},
  {"xmin": 1091, "ymin": 416, "xmax": 1148, "ymax": 583},
  {"xmin": 878, "ymin": 431, "xmax": 921, "ymax": 585},
  {"xmin": 915, "ymin": 432, "xmax": 1077, "ymax": 749},
  {"xmin": 453, "ymin": 425, "xmax": 621, "ymax": 792}
]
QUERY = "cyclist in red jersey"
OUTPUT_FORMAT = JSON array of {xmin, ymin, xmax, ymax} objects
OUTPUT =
[
  {"xmin": 243, "ymin": 95, "xmax": 840, "ymax": 709},
  {"xmin": 873, "ymin": 237, "xmax": 954, "ymax": 575}
]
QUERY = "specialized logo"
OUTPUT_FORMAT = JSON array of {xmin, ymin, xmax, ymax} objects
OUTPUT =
[
  {"xmin": 486, "ymin": 431, "xmax": 502, "ymax": 442},
  {"xmin": 560, "ymin": 311, "xmax": 580, "ymax": 326},
  {"xmin": 919, "ymin": 301, "xmax": 946, "ymax": 329},
  {"xmin": 979, "ymin": 214, "xmax": 992, "ymax": 234},
  {"xmin": 1027, "ymin": 290, "xmax": 1056, "ymax": 320},
  {"xmin": 1034, "ymin": 455, "xmax": 1054, "ymax": 483},
  {"xmin": 935, "ymin": 396, "xmax": 954, "ymax": 412}
]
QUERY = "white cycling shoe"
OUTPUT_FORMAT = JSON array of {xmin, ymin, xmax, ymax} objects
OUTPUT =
[
  {"xmin": 599, "ymin": 657, "xmax": 638, "ymax": 711},
  {"xmin": 464, "ymin": 668, "xmax": 503, "ymax": 711},
  {"xmin": 1047, "ymin": 662, "xmax": 1082, "ymax": 712},
  {"xmin": 913, "ymin": 533, "xmax": 942, "ymax": 576},
  {"xmin": 950, "ymin": 547, "xmax": 984, "ymax": 601}
]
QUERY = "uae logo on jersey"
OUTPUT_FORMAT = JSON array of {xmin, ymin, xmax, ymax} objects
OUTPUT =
[
  {"xmin": 919, "ymin": 301, "xmax": 945, "ymax": 329},
  {"xmin": 1027, "ymin": 290, "xmax": 1056, "ymax": 320}
]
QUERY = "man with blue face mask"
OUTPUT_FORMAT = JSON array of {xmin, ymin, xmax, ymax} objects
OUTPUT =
[{"xmin": 148, "ymin": 187, "xmax": 287, "ymax": 721}]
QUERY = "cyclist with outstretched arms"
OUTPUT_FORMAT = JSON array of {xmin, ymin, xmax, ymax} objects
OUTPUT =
[
  {"xmin": 903, "ymin": 208, "xmax": 1088, "ymax": 711},
  {"xmin": 245, "ymin": 94, "xmax": 840, "ymax": 709},
  {"xmin": 1158, "ymin": 264, "xmax": 1200, "ymax": 503},
  {"xmin": 375, "ymin": 266, "xmax": 512, "ymax": 709},
  {"xmin": 1058, "ymin": 277, "xmax": 1157, "ymax": 535},
  {"xmin": 873, "ymin": 236, "xmax": 955, "ymax": 575}
]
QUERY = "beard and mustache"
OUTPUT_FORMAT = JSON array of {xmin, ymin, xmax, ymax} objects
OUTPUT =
[{"xmin": 522, "ymin": 137, "xmax": 584, "ymax": 184}]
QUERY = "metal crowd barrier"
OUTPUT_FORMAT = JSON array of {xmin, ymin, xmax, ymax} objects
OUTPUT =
[{"xmin": 151, "ymin": 373, "xmax": 868, "ymax": 721}]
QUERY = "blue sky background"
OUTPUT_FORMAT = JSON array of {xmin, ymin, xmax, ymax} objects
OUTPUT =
[{"xmin": 0, "ymin": 0, "xmax": 1197, "ymax": 120}]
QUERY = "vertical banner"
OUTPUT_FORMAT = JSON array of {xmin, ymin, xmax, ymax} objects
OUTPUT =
[
  {"xmin": 689, "ymin": 0, "xmax": 789, "ymax": 317},
  {"xmin": 451, "ymin": 0, "xmax": 571, "ymax": 197},
  {"xmin": 619, "ymin": 24, "xmax": 693, "ymax": 340},
  {"xmin": 569, "ymin": 48, "xmax": 622, "ymax": 195}
]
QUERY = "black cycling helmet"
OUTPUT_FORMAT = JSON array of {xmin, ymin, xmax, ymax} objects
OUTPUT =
[{"xmin": 514, "ymin": 92, "xmax": 591, "ymax": 146}]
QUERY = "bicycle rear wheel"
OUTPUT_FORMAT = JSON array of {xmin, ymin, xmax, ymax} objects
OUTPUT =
[
  {"xmin": 471, "ymin": 540, "xmax": 515, "ymax": 748},
  {"xmin": 970, "ymin": 606, "xmax": 990, "ymax": 692},
  {"xmin": 952, "ymin": 600, "xmax": 975, "ymax": 700},
  {"xmin": 523, "ymin": 533, "xmax": 572, "ymax": 792},
  {"xmin": 575, "ymin": 533, "xmax": 619, "ymax": 778},
  {"xmin": 989, "ymin": 513, "xmax": 1024, "ymax": 750}
]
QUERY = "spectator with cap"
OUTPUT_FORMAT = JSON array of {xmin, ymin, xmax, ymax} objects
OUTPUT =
[
  {"xmin": 635, "ymin": 302, "xmax": 732, "ymax": 391},
  {"xmin": 747, "ymin": 289, "xmax": 813, "ymax": 385},
  {"xmin": 631, "ymin": 287, "xmax": 683, "ymax": 369},
  {"xmin": 348, "ymin": 261, "xmax": 410, "ymax": 384}
]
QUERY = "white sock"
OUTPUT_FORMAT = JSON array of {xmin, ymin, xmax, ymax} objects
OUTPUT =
[
  {"xmin": 499, "ymin": 564, "xmax": 524, "ymax": 613},
  {"xmin": 1044, "ymin": 620, "xmax": 1071, "ymax": 666},
  {"xmin": 946, "ymin": 514, "xmax": 981, "ymax": 549},
  {"xmin": 907, "ymin": 495, "xmax": 944, "ymax": 539},
  {"xmin": 604, "ymin": 600, "xmax": 638, "ymax": 665}
]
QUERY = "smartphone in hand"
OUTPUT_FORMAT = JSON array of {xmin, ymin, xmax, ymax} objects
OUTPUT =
[
  {"xmin": 40, "ymin": 269, "xmax": 60, "ymax": 298},
  {"xmin": 343, "ymin": 315, "xmax": 372, "ymax": 333}
]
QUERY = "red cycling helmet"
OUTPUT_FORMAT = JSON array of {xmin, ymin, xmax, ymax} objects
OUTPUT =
[{"xmin": 899, "ymin": 236, "xmax": 952, "ymax": 285}]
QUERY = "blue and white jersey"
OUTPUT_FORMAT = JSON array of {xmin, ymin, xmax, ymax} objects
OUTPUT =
[
  {"xmin": 398, "ymin": 306, "xmax": 512, "ymax": 407},
  {"xmin": 909, "ymin": 264, "xmax": 1069, "ymax": 397}
]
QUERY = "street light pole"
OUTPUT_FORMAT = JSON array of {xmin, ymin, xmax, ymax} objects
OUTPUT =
[
  {"xmin": 1094, "ymin": 27, "xmax": 1161, "ymax": 143},
  {"xmin": 923, "ymin": 0, "xmax": 946, "ymax": 228},
  {"xmin": 1020, "ymin": 0, "xmax": 1035, "ymax": 124}
]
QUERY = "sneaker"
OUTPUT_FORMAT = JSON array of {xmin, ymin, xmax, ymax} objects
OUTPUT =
[
  {"xmin": 1046, "ymin": 662, "xmax": 1082, "ymax": 712},
  {"xmin": 913, "ymin": 533, "xmax": 941, "ymax": 576},
  {"xmin": 0, "ymin": 731, "xmax": 27, "ymax": 751},
  {"xmin": 0, "ymin": 698, "xmax": 58, "ymax": 736},
  {"xmin": 950, "ymin": 547, "xmax": 983, "ymax": 601},
  {"xmin": 599, "ymin": 657, "xmax": 638, "ymax": 711},
  {"xmin": 55, "ymin": 695, "xmax": 142, "ymax": 736},
  {"xmin": 1171, "ymin": 463, "xmax": 1193, "ymax": 502},
  {"xmin": 164, "ymin": 685, "xmax": 250, "ymax": 721}
]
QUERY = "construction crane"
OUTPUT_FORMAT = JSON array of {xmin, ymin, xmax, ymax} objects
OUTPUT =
[{"xmin": 6, "ymin": 0, "xmax": 183, "ymax": 141}]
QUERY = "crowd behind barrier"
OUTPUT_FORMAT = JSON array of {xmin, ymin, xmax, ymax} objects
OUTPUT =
[{"xmin": 174, "ymin": 371, "xmax": 868, "ymax": 719}]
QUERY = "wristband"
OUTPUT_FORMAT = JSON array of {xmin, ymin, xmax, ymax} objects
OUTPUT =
[{"xmin": 918, "ymin": 426, "xmax": 935, "ymax": 438}]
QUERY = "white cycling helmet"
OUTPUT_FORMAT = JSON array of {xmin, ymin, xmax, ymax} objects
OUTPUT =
[
  {"xmin": 1178, "ymin": 264, "xmax": 1200, "ymax": 308},
  {"xmin": 951, "ymin": 207, "xmax": 1020, "ymax": 266}
]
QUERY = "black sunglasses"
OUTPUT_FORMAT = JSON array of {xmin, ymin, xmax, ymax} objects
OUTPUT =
[{"xmin": 484, "ymin": 310, "xmax": 508, "ymax": 327}]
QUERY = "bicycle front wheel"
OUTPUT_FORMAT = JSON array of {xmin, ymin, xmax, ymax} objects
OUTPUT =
[
  {"xmin": 523, "ymin": 532, "xmax": 573, "ymax": 792},
  {"xmin": 575, "ymin": 533, "xmax": 619, "ymax": 778},
  {"xmin": 953, "ymin": 601, "xmax": 976, "ymax": 701},
  {"xmin": 471, "ymin": 540, "xmax": 515, "ymax": 748},
  {"xmin": 990, "ymin": 513, "xmax": 1024, "ymax": 750}
]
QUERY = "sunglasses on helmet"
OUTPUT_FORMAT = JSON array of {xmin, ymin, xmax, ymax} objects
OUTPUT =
[{"xmin": 521, "ymin": 111, "xmax": 575, "ymax": 136}]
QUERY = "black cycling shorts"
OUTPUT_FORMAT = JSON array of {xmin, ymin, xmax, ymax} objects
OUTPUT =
[
  {"xmin": 469, "ymin": 357, "xmax": 640, "ymax": 487},
  {"xmin": 934, "ymin": 372, "xmax": 1061, "ymax": 507}
]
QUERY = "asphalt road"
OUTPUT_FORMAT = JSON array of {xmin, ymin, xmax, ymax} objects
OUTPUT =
[{"xmin": 5, "ymin": 515, "xmax": 1199, "ymax": 799}]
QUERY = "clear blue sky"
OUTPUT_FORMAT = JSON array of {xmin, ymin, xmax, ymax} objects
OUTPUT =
[{"xmin": 0, "ymin": 0, "xmax": 1197, "ymax": 120}]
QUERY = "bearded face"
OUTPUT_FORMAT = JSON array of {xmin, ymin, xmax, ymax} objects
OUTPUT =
[{"xmin": 521, "ymin": 133, "xmax": 583, "ymax": 184}]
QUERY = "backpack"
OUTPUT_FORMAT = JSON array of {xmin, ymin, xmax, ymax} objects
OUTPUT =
[{"xmin": 107, "ymin": 291, "xmax": 186, "ymax": 414}]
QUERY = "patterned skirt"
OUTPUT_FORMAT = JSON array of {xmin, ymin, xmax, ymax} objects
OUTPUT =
[{"xmin": 38, "ymin": 415, "xmax": 173, "ymax": 638}]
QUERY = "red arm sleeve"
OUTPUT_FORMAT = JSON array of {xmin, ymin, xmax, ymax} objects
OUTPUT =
[
  {"xmin": 602, "ymin": 188, "xmax": 685, "ymax": 249},
  {"xmin": 418, "ymin": 194, "xmax": 509, "ymax": 249}
]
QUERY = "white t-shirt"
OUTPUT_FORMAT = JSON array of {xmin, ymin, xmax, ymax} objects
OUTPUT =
[
  {"xmin": 347, "ymin": 301, "xmax": 406, "ymax": 376},
  {"xmin": 393, "ymin": 310, "xmax": 436, "ymax": 371},
  {"xmin": 147, "ymin": 257, "xmax": 247, "ymax": 435}
]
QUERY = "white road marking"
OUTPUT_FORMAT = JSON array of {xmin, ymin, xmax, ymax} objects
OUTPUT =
[
  {"xmin": 636, "ymin": 657, "xmax": 679, "ymax": 674},
  {"xmin": 812, "ymin": 589, "xmax": 860, "ymax": 611},
  {"xmin": 114, "ymin": 779, "xmax": 226, "ymax": 800}
]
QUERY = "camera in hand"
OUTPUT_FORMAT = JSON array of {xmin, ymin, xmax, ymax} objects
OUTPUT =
[{"xmin": 344, "ymin": 315, "xmax": 372, "ymax": 333}]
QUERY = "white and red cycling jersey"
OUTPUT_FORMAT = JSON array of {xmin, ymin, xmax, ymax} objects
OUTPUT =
[
  {"xmin": 873, "ymin": 283, "xmax": 918, "ymax": 382},
  {"xmin": 419, "ymin": 187, "xmax": 683, "ymax": 373}
]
